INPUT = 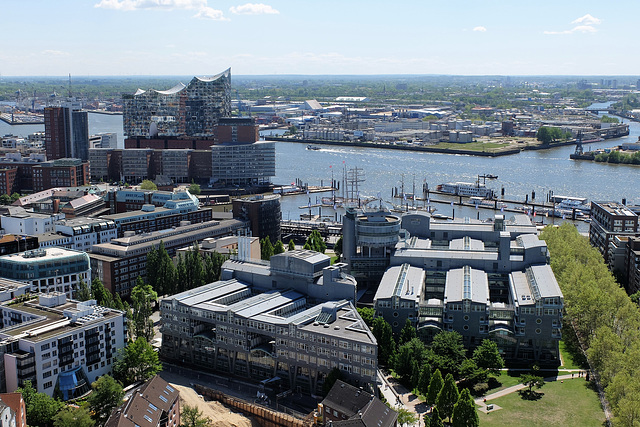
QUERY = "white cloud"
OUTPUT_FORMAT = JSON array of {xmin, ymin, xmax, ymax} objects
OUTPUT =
[
  {"xmin": 572, "ymin": 14, "xmax": 601, "ymax": 26},
  {"xmin": 473, "ymin": 26, "xmax": 487, "ymax": 32},
  {"xmin": 95, "ymin": 0, "xmax": 207, "ymax": 11},
  {"xmin": 545, "ymin": 14, "xmax": 601, "ymax": 35},
  {"xmin": 230, "ymin": 3, "xmax": 279, "ymax": 15},
  {"xmin": 193, "ymin": 6, "xmax": 228, "ymax": 20},
  {"xmin": 41, "ymin": 50, "xmax": 70, "ymax": 57}
]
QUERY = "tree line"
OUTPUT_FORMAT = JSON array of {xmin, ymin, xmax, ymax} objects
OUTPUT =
[{"xmin": 541, "ymin": 223, "xmax": 640, "ymax": 426}]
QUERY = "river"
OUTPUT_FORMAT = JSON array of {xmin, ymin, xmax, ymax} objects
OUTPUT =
[{"xmin": 1, "ymin": 110, "xmax": 637, "ymax": 229}]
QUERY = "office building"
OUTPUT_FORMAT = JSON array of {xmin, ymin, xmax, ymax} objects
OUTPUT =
[
  {"xmin": 0, "ymin": 248, "xmax": 90, "ymax": 298},
  {"xmin": 160, "ymin": 278, "xmax": 375, "ymax": 395},
  {"xmin": 0, "ymin": 235, "xmax": 39, "ymax": 257},
  {"xmin": 0, "ymin": 292, "xmax": 125, "ymax": 399},
  {"xmin": 32, "ymin": 158, "xmax": 90, "ymax": 192},
  {"xmin": 123, "ymin": 69, "xmax": 231, "ymax": 140},
  {"xmin": 0, "ymin": 168, "xmax": 18, "ymax": 196},
  {"xmin": 346, "ymin": 209, "xmax": 563, "ymax": 363},
  {"xmin": 211, "ymin": 141, "xmax": 276, "ymax": 187},
  {"xmin": 44, "ymin": 102, "xmax": 89, "ymax": 161},
  {"xmin": 1, "ymin": 208, "xmax": 64, "ymax": 236},
  {"xmin": 232, "ymin": 194, "xmax": 281, "ymax": 243},
  {"xmin": 53, "ymin": 218, "xmax": 117, "ymax": 251},
  {"xmin": 90, "ymin": 219, "xmax": 247, "ymax": 296}
]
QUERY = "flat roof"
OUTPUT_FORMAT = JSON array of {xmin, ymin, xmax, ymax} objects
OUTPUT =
[
  {"xmin": 445, "ymin": 267, "xmax": 489, "ymax": 304},
  {"xmin": 375, "ymin": 264, "xmax": 424, "ymax": 301}
]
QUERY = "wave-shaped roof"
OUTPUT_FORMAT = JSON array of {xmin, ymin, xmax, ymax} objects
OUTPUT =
[
  {"xmin": 153, "ymin": 82, "xmax": 186, "ymax": 95},
  {"xmin": 194, "ymin": 67, "xmax": 231, "ymax": 82}
]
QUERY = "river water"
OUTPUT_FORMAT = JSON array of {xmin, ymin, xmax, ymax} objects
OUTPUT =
[{"xmin": 1, "ymin": 111, "xmax": 637, "ymax": 228}]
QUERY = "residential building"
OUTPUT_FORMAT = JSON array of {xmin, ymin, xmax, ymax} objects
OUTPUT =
[
  {"xmin": 90, "ymin": 219, "xmax": 247, "ymax": 296},
  {"xmin": 0, "ymin": 293, "xmax": 125, "ymax": 399},
  {"xmin": 44, "ymin": 102, "xmax": 89, "ymax": 161},
  {"xmin": 105, "ymin": 375, "xmax": 180, "ymax": 427},
  {"xmin": 0, "ymin": 393, "xmax": 26, "ymax": 427},
  {"xmin": 0, "ymin": 248, "xmax": 90, "ymax": 298},
  {"xmin": 0, "ymin": 168, "xmax": 18, "ymax": 196},
  {"xmin": 320, "ymin": 380, "xmax": 397, "ymax": 427},
  {"xmin": 160, "ymin": 278, "xmax": 375, "ymax": 395},
  {"xmin": 623, "ymin": 237, "xmax": 640, "ymax": 294},
  {"xmin": 589, "ymin": 201, "xmax": 639, "ymax": 263},
  {"xmin": 54, "ymin": 218, "xmax": 117, "ymax": 251},
  {"xmin": 232, "ymin": 194, "xmax": 281, "ymax": 243}
]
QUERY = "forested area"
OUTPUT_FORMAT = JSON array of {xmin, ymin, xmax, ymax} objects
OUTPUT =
[{"xmin": 541, "ymin": 224, "xmax": 640, "ymax": 426}]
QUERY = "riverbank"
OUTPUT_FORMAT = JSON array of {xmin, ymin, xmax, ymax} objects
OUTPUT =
[{"xmin": 267, "ymin": 136, "xmax": 523, "ymax": 157}]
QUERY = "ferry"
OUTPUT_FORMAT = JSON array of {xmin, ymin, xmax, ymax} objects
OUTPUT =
[{"xmin": 437, "ymin": 182, "xmax": 495, "ymax": 199}]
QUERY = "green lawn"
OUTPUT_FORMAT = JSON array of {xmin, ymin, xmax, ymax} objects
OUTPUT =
[
  {"xmin": 478, "ymin": 378, "xmax": 605, "ymax": 427},
  {"xmin": 559, "ymin": 340, "xmax": 589, "ymax": 370},
  {"xmin": 433, "ymin": 141, "xmax": 512, "ymax": 152}
]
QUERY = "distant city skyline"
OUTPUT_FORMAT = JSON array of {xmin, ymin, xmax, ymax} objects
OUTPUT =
[{"xmin": 2, "ymin": 1, "xmax": 639, "ymax": 77}]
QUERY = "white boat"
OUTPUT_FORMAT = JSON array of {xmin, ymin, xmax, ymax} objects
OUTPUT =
[
  {"xmin": 437, "ymin": 182, "xmax": 495, "ymax": 199},
  {"xmin": 556, "ymin": 198, "xmax": 590, "ymax": 212},
  {"xmin": 469, "ymin": 196, "xmax": 507, "ymax": 209}
]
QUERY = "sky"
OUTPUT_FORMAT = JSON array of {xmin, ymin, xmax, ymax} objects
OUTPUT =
[{"xmin": 1, "ymin": 0, "xmax": 639, "ymax": 77}]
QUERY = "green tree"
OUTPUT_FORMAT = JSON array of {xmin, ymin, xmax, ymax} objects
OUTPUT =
[
  {"xmin": 473, "ymin": 339, "xmax": 504, "ymax": 375},
  {"xmin": 436, "ymin": 373, "xmax": 460, "ymax": 422},
  {"xmin": 451, "ymin": 388, "xmax": 479, "ymax": 427},
  {"xmin": 204, "ymin": 251, "xmax": 227, "ymax": 283},
  {"xmin": 430, "ymin": 331, "xmax": 466, "ymax": 378},
  {"xmin": 91, "ymin": 277, "xmax": 113, "ymax": 307},
  {"xmin": 87, "ymin": 375, "xmax": 124, "ymax": 425},
  {"xmin": 53, "ymin": 407, "xmax": 95, "ymax": 427},
  {"xmin": 75, "ymin": 280, "xmax": 91, "ymax": 301},
  {"xmin": 459, "ymin": 359, "xmax": 487, "ymax": 386},
  {"xmin": 397, "ymin": 408, "xmax": 417, "ymax": 427},
  {"xmin": 322, "ymin": 367, "xmax": 343, "ymax": 395},
  {"xmin": 418, "ymin": 364, "xmax": 432, "ymax": 396},
  {"xmin": 426, "ymin": 407, "xmax": 444, "ymax": 427},
  {"xmin": 175, "ymin": 254, "xmax": 187, "ymax": 293},
  {"xmin": 113, "ymin": 337, "xmax": 162, "ymax": 385},
  {"xmin": 536, "ymin": 126, "xmax": 552, "ymax": 145},
  {"xmin": 130, "ymin": 277, "xmax": 157, "ymax": 341},
  {"xmin": 288, "ymin": 239, "xmax": 296, "ymax": 251},
  {"xmin": 146, "ymin": 241, "xmax": 176, "ymax": 296},
  {"xmin": 180, "ymin": 404, "xmax": 211, "ymax": 427},
  {"xmin": 334, "ymin": 236, "xmax": 343, "ymax": 258},
  {"xmin": 372, "ymin": 317, "xmax": 396, "ymax": 366},
  {"xmin": 188, "ymin": 182, "xmax": 201, "ymax": 195},
  {"xmin": 395, "ymin": 338, "xmax": 428, "ymax": 387},
  {"xmin": 398, "ymin": 318, "xmax": 416, "ymax": 345},
  {"xmin": 426, "ymin": 369, "xmax": 444, "ymax": 407},
  {"xmin": 10, "ymin": 192, "xmax": 21, "ymax": 202},
  {"xmin": 0, "ymin": 194, "xmax": 11, "ymax": 205},
  {"xmin": 273, "ymin": 240, "xmax": 285, "ymax": 255},
  {"xmin": 260, "ymin": 236, "xmax": 274, "ymax": 260},
  {"xmin": 304, "ymin": 230, "xmax": 327, "ymax": 253},
  {"xmin": 356, "ymin": 307, "xmax": 374, "ymax": 327},
  {"xmin": 17, "ymin": 380, "xmax": 63, "ymax": 427},
  {"xmin": 519, "ymin": 373, "xmax": 545, "ymax": 396},
  {"xmin": 139, "ymin": 179, "xmax": 157, "ymax": 190}
]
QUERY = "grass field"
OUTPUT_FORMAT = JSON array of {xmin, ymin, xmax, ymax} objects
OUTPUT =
[
  {"xmin": 559, "ymin": 339, "xmax": 589, "ymax": 370},
  {"xmin": 433, "ymin": 141, "xmax": 513, "ymax": 152},
  {"xmin": 478, "ymin": 378, "xmax": 605, "ymax": 427}
]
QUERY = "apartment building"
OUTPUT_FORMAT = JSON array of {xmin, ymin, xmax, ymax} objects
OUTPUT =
[
  {"xmin": 589, "ymin": 201, "xmax": 639, "ymax": 263},
  {"xmin": 0, "ymin": 293, "xmax": 125, "ymax": 399}
]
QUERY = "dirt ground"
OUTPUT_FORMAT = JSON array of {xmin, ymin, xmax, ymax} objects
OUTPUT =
[{"xmin": 172, "ymin": 383, "xmax": 258, "ymax": 427}]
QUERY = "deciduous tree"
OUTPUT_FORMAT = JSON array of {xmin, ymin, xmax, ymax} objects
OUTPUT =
[
  {"xmin": 372, "ymin": 317, "xmax": 395, "ymax": 366},
  {"xmin": 53, "ymin": 407, "xmax": 95, "ymax": 427},
  {"xmin": 180, "ymin": 405, "xmax": 211, "ymax": 427},
  {"xmin": 87, "ymin": 375, "xmax": 124, "ymax": 425},
  {"xmin": 17, "ymin": 380, "xmax": 63, "ymax": 427},
  {"xmin": 473, "ymin": 339, "xmax": 504, "ymax": 374},
  {"xmin": 113, "ymin": 337, "xmax": 162, "ymax": 385},
  {"xmin": 130, "ymin": 277, "xmax": 157, "ymax": 341},
  {"xmin": 139, "ymin": 179, "xmax": 157, "ymax": 190}
]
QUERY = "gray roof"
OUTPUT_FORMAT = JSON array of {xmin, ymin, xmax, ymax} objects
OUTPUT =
[
  {"xmin": 510, "ymin": 264, "xmax": 562, "ymax": 306},
  {"xmin": 374, "ymin": 264, "xmax": 424, "ymax": 301},
  {"xmin": 445, "ymin": 266, "xmax": 489, "ymax": 304}
]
